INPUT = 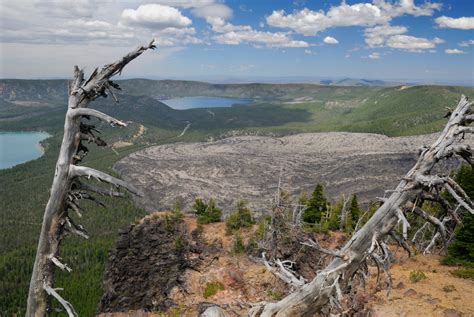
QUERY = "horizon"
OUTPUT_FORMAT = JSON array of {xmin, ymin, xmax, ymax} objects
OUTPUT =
[{"xmin": 0, "ymin": 0, "xmax": 473, "ymax": 84}]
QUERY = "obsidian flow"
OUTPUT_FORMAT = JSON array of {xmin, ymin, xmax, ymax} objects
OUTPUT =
[{"xmin": 99, "ymin": 216, "xmax": 188, "ymax": 313}]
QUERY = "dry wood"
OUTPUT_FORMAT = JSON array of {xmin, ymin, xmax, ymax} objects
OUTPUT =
[
  {"xmin": 249, "ymin": 95, "xmax": 473, "ymax": 316},
  {"xmin": 27, "ymin": 41, "xmax": 155, "ymax": 317}
]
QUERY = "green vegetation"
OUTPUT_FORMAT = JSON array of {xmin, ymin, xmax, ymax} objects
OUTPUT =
[
  {"xmin": 266, "ymin": 288, "xmax": 284, "ymax": 300},
  {"xmin": 1, "ymin": 79, "xmax": 473, "ymax": 314},
  {"xmin": 302, "ymin": 184, "xmax": 328, "ymax": 224},
  {"xmin": 233, "ymin": 232, "xmax": 246, "ymax": 254},
  {"xmin": 442, "ymin": 164, "xmax": 474, "ymax": 267},
  {"xmin": 203, "ymin": 281, "xmax": 225, "ymax": 299},
  {"xmin": 449, "ymin": 268, "xmax": 474, "ymax": 280},
  {"xmin": 409, "ymin": 270, "xmax": 427, "ymax": 283},
  {"xmin": 346, "ymin": 194, "xmax": 362, "ymax": 232},
  {"xmin": 192, "ymin": 197, "xmax": 222, "ymax": 224},
  {"xmin": 226, "ymin": 200, "xmax": 254, "ymax": 231}
]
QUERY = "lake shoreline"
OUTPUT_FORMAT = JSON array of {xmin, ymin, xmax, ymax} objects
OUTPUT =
[{"xmin": 0, "ymin": 131, "xmax": 50, "ymax": 169}]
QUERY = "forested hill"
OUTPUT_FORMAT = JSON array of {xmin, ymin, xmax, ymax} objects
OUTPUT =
[{"xmin": 1, "ymin": 79, "xmax": 473, "ymax": 137}]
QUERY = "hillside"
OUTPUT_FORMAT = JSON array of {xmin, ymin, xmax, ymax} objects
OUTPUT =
[
  {"xmin": 96, "ymin": 212, "xmax": 474, "ymax": 317},
  {"xmin": 0, "ymin": 80, "xmax": 473, "ymax": 315}
]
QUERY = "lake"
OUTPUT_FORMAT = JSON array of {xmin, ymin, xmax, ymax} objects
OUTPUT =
[
  {"xmin": 160, "ymin": 96, "xmax": 253, "ymax": 110},
  {"xmin": 0, "ymin": 132, "xmax": 50, "ymax": 169}
]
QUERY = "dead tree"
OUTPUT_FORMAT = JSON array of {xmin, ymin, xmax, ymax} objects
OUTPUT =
[
  {"xmin": 27, "ymin": 41, "xmax": 155, "ymax": 317},
  {"xmin": 250, "ymin": 96, "xmax": 473, "ymax": 316}
]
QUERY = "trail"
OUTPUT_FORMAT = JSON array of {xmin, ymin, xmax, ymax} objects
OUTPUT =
[{"xmin": 178, "ymin": 122, "xmax": 191, "ymax": 137}]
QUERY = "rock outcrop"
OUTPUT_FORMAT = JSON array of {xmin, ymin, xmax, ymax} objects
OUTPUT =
[{"xmin": 99, "ymin": 214, "xmax": 189, "ymax": 313}]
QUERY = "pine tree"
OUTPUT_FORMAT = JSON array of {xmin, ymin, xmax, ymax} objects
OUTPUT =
[
  {"xmin": 349, "ymin": 194, "xmax": 361, "ymax": 224},
  {"xmin": 328, "ymin": 199, "xmax": 342, "ymax": 231},
  {"xmin": 444, "ymin": 164, "xmax": 474, "ymax": 265},
  {"xmin": 303, "ymin": 184, "xmax": 328, "ymax": 224}
]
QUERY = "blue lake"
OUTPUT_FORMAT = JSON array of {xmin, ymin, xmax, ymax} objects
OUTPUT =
[
  {"xmin": 0, "ymin": 132, "xmax": 50, "ymax": 169},
  {"xmin": 160, "ymin": 96, "xmax": 253, "ymax": 110}
]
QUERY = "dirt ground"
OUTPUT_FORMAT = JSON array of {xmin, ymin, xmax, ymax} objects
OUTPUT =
[
  {"xmin": 368, "ymin": 252, "xmax": 474, "ymax": 317},
  {"xmin": 98, "ymin": 215, "xmax": 473, "ymax": 317}
]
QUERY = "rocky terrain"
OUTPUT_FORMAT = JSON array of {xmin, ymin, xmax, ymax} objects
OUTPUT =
[
  {"xmin": 115, "ymin": 132, "xmax": 468, "ymax": 215},
  {"xmin": 97, "ymin": 213, "xmax": 474, "ymax": 317}
]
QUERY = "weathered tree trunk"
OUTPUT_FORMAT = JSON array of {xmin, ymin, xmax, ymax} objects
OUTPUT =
[
  {"xmin": 27, "ymin": 41, "xmax": 155, "ymax": 317},
  {"xmin": 251, "ymin": 96, "xmax": 473, "ymax": 316}
]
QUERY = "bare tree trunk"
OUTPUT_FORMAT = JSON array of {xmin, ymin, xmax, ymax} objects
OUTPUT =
[
  {"xmin": 251, "ymin": 96, "xmax": 473, "ymax": 316},
  {"xmin": 27, "ymin": 41, "xmax": 155, "ymax": 317}
]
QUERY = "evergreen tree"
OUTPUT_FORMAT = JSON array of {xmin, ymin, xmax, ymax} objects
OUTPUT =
[
  {"xmin": 328, "ymin": 200, "xmax": 342, "ymax": 231},
  {"xmin": 349, "ymin": 194, "xmax": 361, "ymax": 225},
  {"xmin": 192, "ymin": 197, "xmax": 222, "ymax": 224},
  {"xmin": 303, "ymin": 184, "xmax": 328, "ymax": 224},
  {"xmin": 444, "ymin": 164, "xmax": 474, "ymax": 265}
]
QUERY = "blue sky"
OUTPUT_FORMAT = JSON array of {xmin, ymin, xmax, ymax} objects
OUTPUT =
[{"xmin": 0, "ymin": 0, "xmax": 473, "ymax": 84}]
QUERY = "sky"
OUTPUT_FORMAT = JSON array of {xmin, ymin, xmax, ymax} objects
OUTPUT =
[{"xmin": 0, "ymin": 0, "xmax": 473, "ymax": 84}]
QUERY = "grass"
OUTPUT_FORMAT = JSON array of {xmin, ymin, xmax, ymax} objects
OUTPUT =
[
  {"xmin": 203, "ymin": 282, "xmax": 225, "ymax": 299},
  {"xmin": 409, "ymin": 270, "xmax": 427, "ymax": 283},
  {"xmin": 450, "ymin": 268, "xmax": 474, "ymax": 280}
]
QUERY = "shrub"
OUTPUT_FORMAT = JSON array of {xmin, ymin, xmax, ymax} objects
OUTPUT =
[
  {"xmin": 203, "ymin": 282, "xmax": 224, "ymax": 298},
  {"xmin": 226, "ymin": 200, "xmax": 254, "ymax": 231},
  {"xmin": 266, "ymin": 288, "xmax": 284, "ymax": 300},
  {"xmin": 193, "ymin": 197, "xmax": 222, "ymax": 224},
  {"xmin": 233, "ymin": 232, "xmax": 246, "ymax": 254},
  {"xmin": 442, "ymin": 285, "xmax": 456, "ymax": 292},
  {"xmin": 409, "ymin": 270, "xmax": 427, "ymax": 283},
  {"xmin": 450, "ymin": 268, "xmax": 474, "ymax": 280}
]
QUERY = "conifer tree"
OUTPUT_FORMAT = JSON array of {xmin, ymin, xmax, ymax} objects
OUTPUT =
[
  {"xmin": 444, "ymin": 164, "xmax": 474, "ymax": 264},
  {"xmin": 303, "ymin": 184, "xmax": 328, "ymax": 224}
]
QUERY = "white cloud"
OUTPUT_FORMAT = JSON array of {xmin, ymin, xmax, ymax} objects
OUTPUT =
[
  {"xmin": 435, "ymin": 16, "xmax": 474, "ymax": 30},
  {"xmin": 214, "ymin": 29, "xmax": 309, "ymax": 48},
  {"xmin": 368, "ymin": 52, "xmax": 381, "ymax": 59},
  {"xmin": 304, "ymin": 49, "xmax": 315, "ymax": 55},
  {"xmin": 121, "ymin": 4, "xmax": 192, "ymax": 30},
  {"xmin": 445, "ymin": 48, "xmax": 465, "ymax": 54},
  {"xmin": 145, "ymin": 0, "xmax": 215, "ymax": 9},
  {"xmin": 266, "ymin": 0, "xmax": 441, "ymax": 36},
  {"xmin": 323, "ymin": 36, "xmax": 338, "ymax": 44},
  {"xmin": 459, "ymin": 40, "xmax": 474, "ymax": 47},
  {"xmin": 192, "ymin": 3, "xmax": 232, "ymax": 20},
  {"xmin": 364, "ymin": 24, "xmax": 408, "ymax": 47},
  {"xmin": 387, "ymin": 35, "xmax": 444, "ymax": 51}
]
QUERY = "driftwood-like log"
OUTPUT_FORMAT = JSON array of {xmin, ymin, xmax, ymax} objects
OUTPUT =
[
  {"xmin": 250, "ymin": 96, "xmax": 473, "ymax": 316},
  {"xmin": 27, "ymin": 41, "xmax": 155, "ymax": 317}
]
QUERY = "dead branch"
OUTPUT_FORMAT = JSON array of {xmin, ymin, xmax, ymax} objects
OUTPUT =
[
  {"xmin": 27, "ymin": 42, "xmax": 154, "ymax": 317},
  {"xmin": 250, "ymin": 95, "xmax": 473, "ymax": 316}
]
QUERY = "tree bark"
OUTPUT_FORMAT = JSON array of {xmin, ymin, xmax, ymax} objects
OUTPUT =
[{"xmin": 27, "ymin": 41, "xmax": 155, "ymax": 317}]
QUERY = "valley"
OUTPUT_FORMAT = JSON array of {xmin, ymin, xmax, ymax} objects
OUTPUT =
[{"xmin": 0, "ymin": 79, "xmax": 473, "ymax": 316}]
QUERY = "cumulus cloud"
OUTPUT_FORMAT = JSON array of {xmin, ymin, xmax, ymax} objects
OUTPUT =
[
  {"xmin": 323, "ymin": 36, "xmax": 338, "ymax": 44},
  {"xmin": 121, "ymin": 4, "xmax": 192, "ymax": 29},
  {"xmin": 192, "ymin": 3, "xmax": 232, "ymax": 20},
  {"xmin": 149, "ymin": 0, "xmax": 215, "ymax": 8},
  {"xmin": 266, "ymin": 0, "xmax": 441, "ymax": 36},
  {"xmin": 214, "ymin": 29, "xmax": 309, "ymax": 48},
  {"xmin": 387, "ymin": 35, "xmax": 444, "ymax": 51},
  {"xmin": 435, "ymin": 16, "xmax": 474, "ymax": 30},
  {"xmin": 368, "ymin": 52, "xmax": 381, "ymax": 59},
  {"xmin": 445, "ymin": 48, "xmax": 465, "ymax": 54},
  {"xmin": 364, "ymin": 24, "xmax": 407, "ymax": 47}
]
